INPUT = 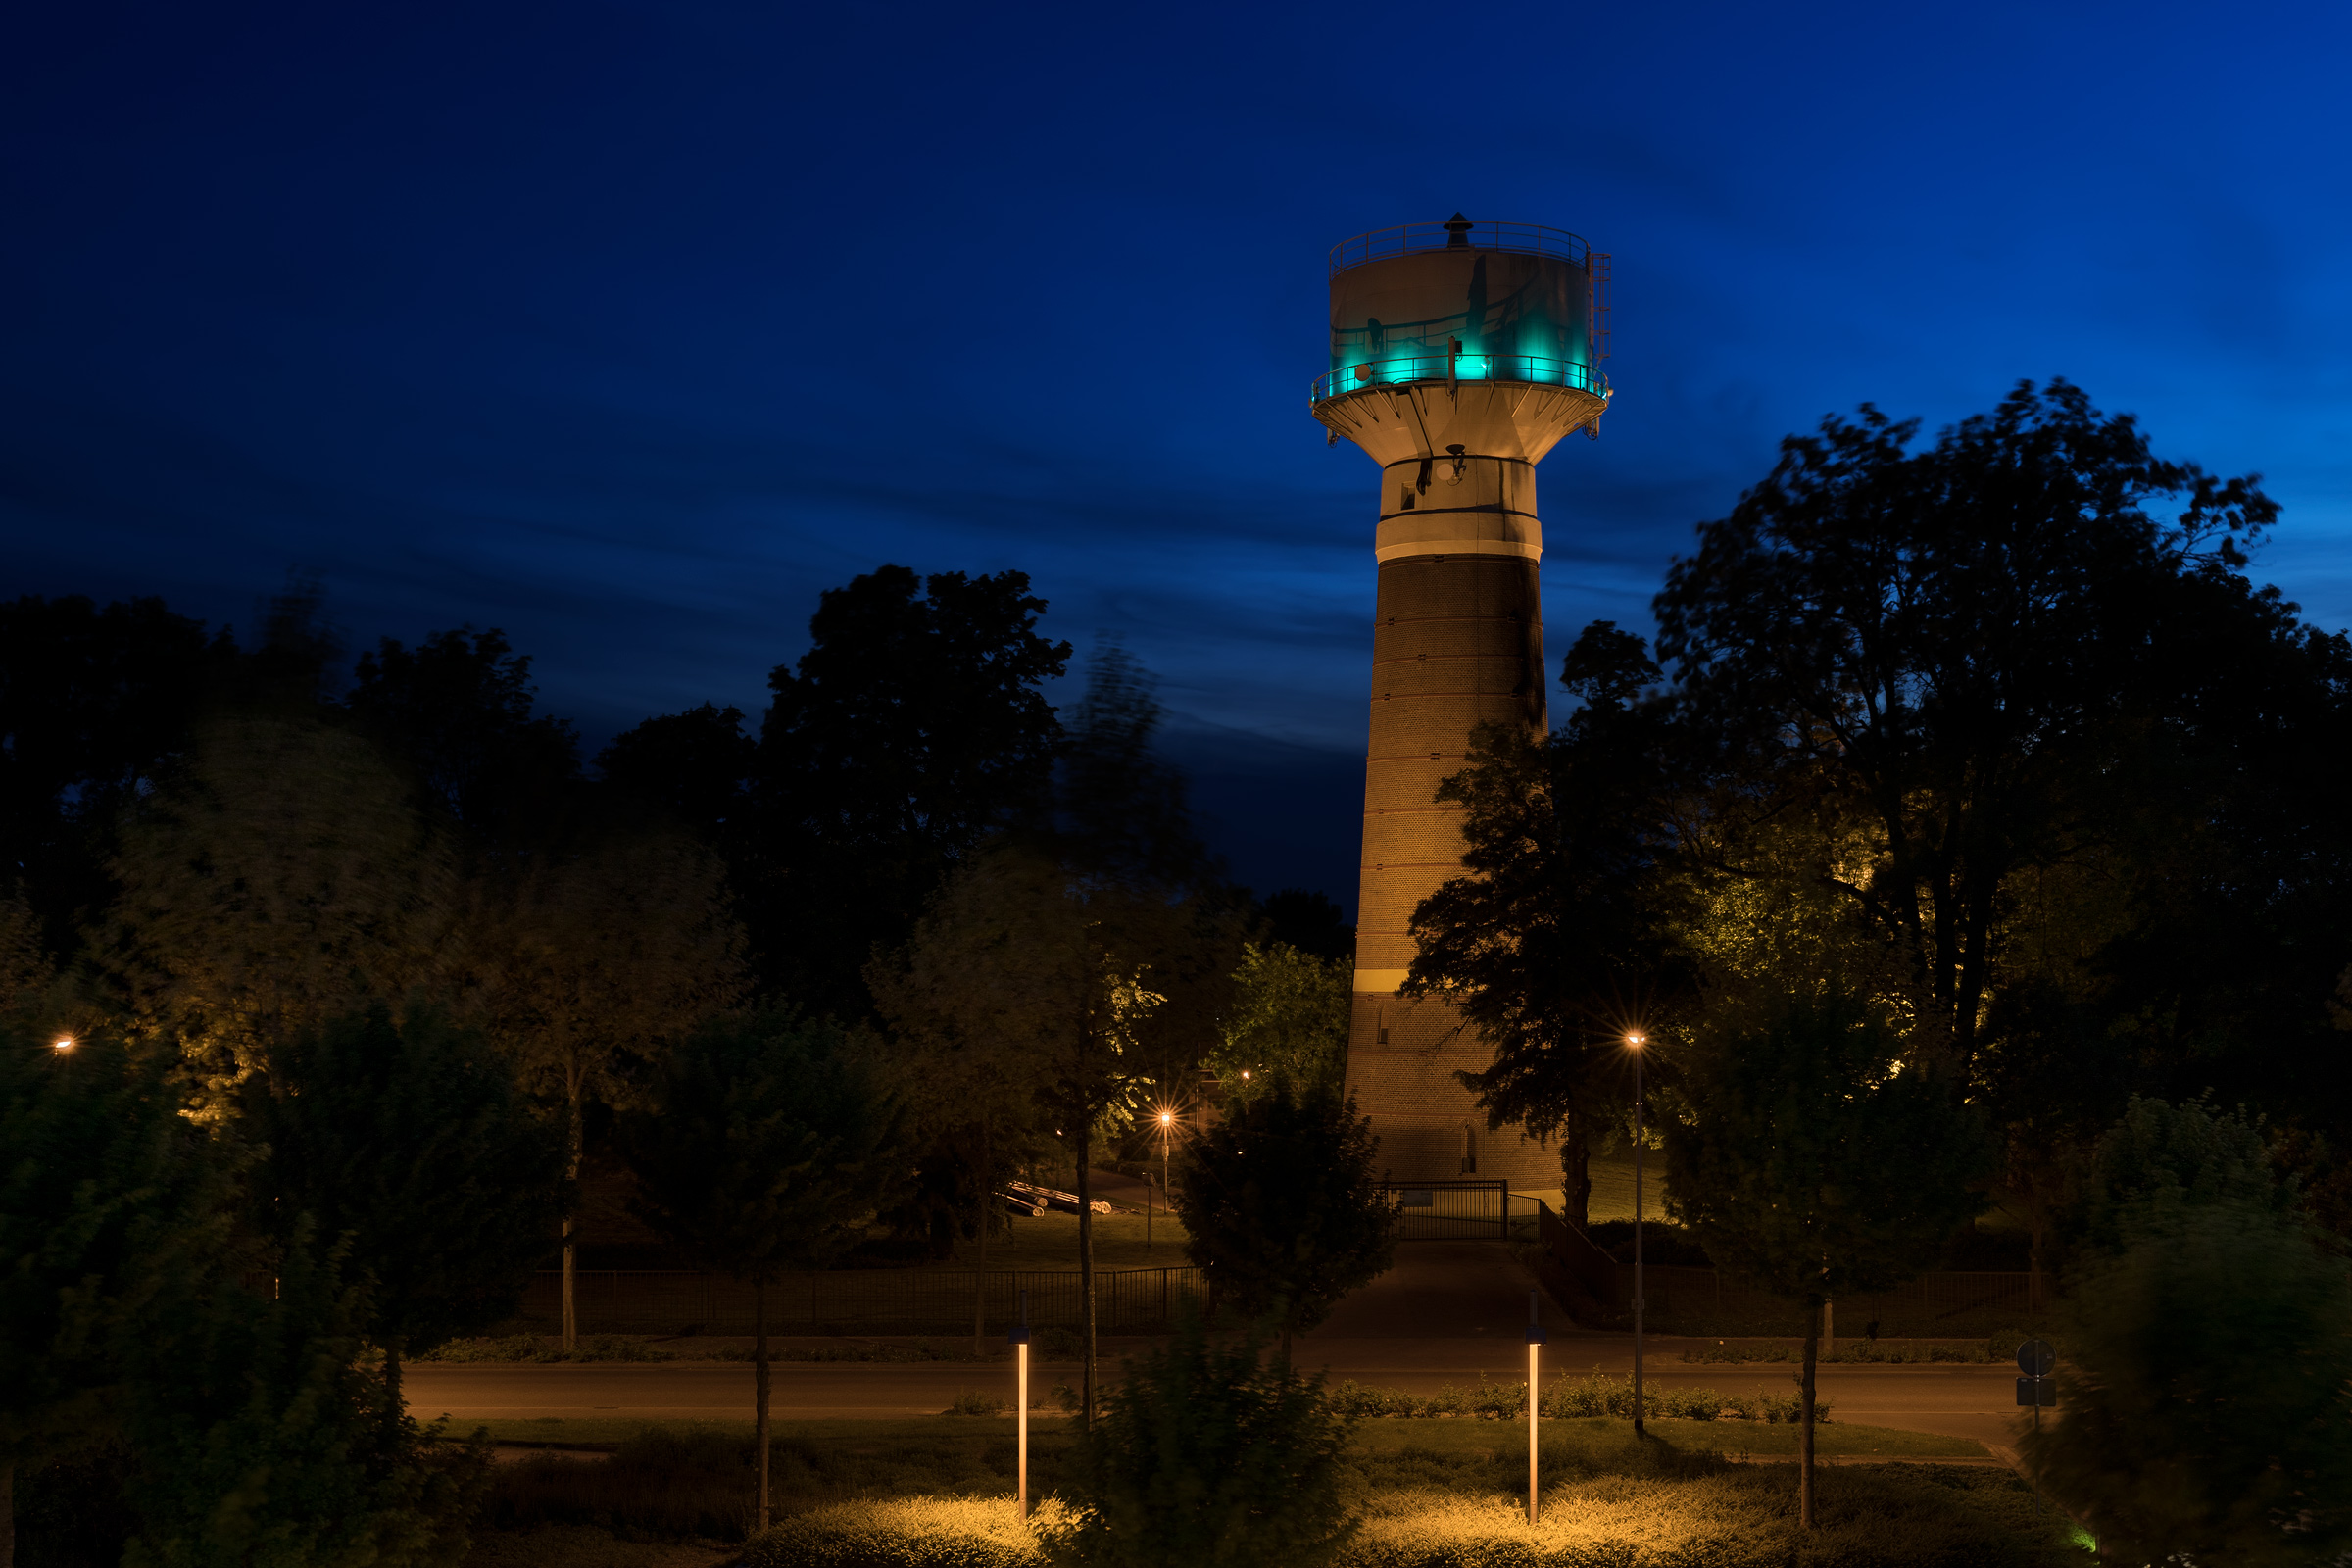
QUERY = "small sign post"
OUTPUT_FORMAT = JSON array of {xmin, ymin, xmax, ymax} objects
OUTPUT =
[{"xmin": 2014, "ymin": 1338, "xmax": 2058, "ymax": 1434}]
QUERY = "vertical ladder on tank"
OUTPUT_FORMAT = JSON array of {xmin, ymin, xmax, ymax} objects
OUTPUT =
[{"xmin": 1586, "ymin": 251, "xmax": 1612, "ymax": 439}]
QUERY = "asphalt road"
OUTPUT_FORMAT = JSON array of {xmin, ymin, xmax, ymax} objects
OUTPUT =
[{"xmin": 404, "ymin": 1243, "xmax": 2035, "ymax": 1448}]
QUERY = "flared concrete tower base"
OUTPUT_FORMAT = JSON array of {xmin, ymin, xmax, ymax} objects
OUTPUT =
[{"xmin": 1315, "ymin": 371, "xmax": 1606, "ymax": 1190}]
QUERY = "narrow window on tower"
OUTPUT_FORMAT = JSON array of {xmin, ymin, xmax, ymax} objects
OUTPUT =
[{"xmin": 1399, "ymin": 488, "xmax": 1415, "ymax": 510}]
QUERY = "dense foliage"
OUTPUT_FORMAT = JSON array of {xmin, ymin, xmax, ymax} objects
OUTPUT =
[
  {"xmin": 2024, "ymin": 1099, "xmax": 2352, "ymax": 1561},
  {"xmin": 1049, "ymin": 1318, "xmax": 1357, "ymax": 1568},
  {"xmin": 1173, "ymin": 1083, "xmax": 1393, "ymax": 1354}
]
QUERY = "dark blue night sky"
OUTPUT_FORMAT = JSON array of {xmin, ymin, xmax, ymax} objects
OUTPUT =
[{"xmin": 7, "ymin": 2, "xmax": 2348, "ymax": 912}]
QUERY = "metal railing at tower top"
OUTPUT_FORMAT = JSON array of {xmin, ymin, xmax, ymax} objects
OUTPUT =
[
  {"xmin": 1329, "ymin": 220, "xmax": 1593, "ymax": 274},
  {"xmin": 1309, "ymin": 352, "xmax": 1609, "ymax": 405}
]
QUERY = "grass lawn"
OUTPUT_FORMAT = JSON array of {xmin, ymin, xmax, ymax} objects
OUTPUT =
[{"xmin": 466, "ymin": 1414, "xmax": 2058, "ymax": 1567}]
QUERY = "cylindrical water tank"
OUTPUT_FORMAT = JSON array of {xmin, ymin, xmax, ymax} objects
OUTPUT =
[{"xmin": 1327, "ymin": 219, "xmax": 1596, "ymax": 397}]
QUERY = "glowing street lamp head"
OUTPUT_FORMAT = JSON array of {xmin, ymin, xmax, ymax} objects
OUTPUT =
[
  {"xmin": 51, "ymin": 1034, "xmax": 74, "ymax": 1054},
  {"xmin": 1626, "ymin": 1032, "xmax": 1646, "ymax": 1050},
  {"xmin": 1158, "ymin": 1110, "xmax": 1174, "ymax": 1126}
]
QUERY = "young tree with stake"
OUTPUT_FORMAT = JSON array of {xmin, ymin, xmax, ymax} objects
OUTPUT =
[
  {"xmin": 1172, "ymin": 1083, "xmax": 1393, "ymax": 1358},
  {"xmin": 1661, "ymin": 989, "xmax": 1993, "ymax": 1529},
  {"xmin": 622, "ymin": 1014, "xmax": 899, "ymax": 1531}
]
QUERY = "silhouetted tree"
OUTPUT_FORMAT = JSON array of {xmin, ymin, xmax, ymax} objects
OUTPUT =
[
  {"xmin": 621, "ymin": 1013, "xmax": 899, "ymax": 1532},
  {"xmin": 1662, "ymin": 989, "xmax": 1994, "ymax": 1530},
  {"xmin": 595, "ymin": 702, "xmax": 756, "ymax": 845},
  {"xmin": 346, "ymin": 626, "xmax": 582, "ymax": 848},
  {"xmin": 1173, "ymin": 1083, "xmax": 1392, "ymax": 1359},
  {"xmin": 749, "ymin": 564, "xmax": 1070, "ymax": 1014},
  {"xmin": 0, "ymin": 594, "xmax": 233, "ymax": 965},
  {"xmin": 1256, "ymin": 888, "xmax": 1352, "ymax": 963},
  {"xmin": 1404, "ymin": 620, "xmax": 1694, "ymax": 1229},
  {"xmin": 1653, "ymin": 379, "xmax": 2285, "ymax": 1071}
]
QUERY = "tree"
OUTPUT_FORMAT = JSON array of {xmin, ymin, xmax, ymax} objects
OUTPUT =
[
  {"xmin": 91, "ymin": 710, "xmax": 465, "ymax": 1112},
  {"xmin": 1173, "ymin": 1083, "xmax": 1393, "ymax": 1358},
  {"xmin": 120, "ymin": 1218, "xmax": 487, "ymax": 1568},
  {"xmin": 0, "ymin": 594, "xmax": 233, "ymax": 969},
  {"xmin": 749, "ymin": 565, "xmax": 1070, "ymax": 1015},
  {"xmin": 0, "ymin": 1028, "xmax": 203, "ymax": 1568},
  {"xmin": 1255, "ymin": 889, "xmax": 1352, "ymax": 963},
  {"xmin": 1652, "ymin": 379, "xmax": 2286, "ymax": 1074},
  {"xmin": 1404, "ymin": 621, "xmax": 1694, "ymax": 1228},
  {"xmin": 595, "ymin": 703, "xmax": 756, "ymax": 846},
  {"xmin": 868, "ymin": 889, "xmax": 1059, "ymax": 1352},
  {"xmin": 621, "ymin": 1013, "xmax": 899, "ymax": 1532},
  {"xmin": 466, "ymin": 823, "xmax": 745, "ymax": 1347},
  {"xmin": 238, "ymin": 1004, "xmax": 569, "ymax": 1387},
  {"xmin": 1661, "ymin": 989, "xmax": 1994, "ymax": 1529},
  {"xmin": 1048, "ymin": 1317, "xmax": 1357, "ymax": 1568},
  {"xmin": 1205, "ymin": 941, "xmax": 1348, "ymax": 1105},
  {"xmin": 345, "ymin": 626, "xmax": 582, "ymax": 847},
  {"xmin": 2024, "ymin": 1100, "xmax": 2352, "ymax": 1561},
  {"xmin": 880, "ymin": 837, "xmax": 1163, "ymax": 1420}
]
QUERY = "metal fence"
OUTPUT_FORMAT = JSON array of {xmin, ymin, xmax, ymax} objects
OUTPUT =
[
  {"xmin": 1380, "ymin": 1179, "xmax": 1510, "ymax": 1241},
  {"xmin": 1525, "ymin": 1196, "xmax": 2040, "ymax": 1334},
  {"xmin": 514, "ymin": 1265, "xmax": 1206, "ymax": 1337}
]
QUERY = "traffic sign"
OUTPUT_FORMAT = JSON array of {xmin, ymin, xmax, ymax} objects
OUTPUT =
[
  {"xmin": 2016, "ymin": 1377, "xmax": 2056, "ymax": 1407},
  {"xmin": 2016, "ymin": 1339, "xmax": 2056, "ymax": 1377}
]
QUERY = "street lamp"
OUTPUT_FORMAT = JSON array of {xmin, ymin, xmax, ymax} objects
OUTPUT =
[
  {"xmin": 1627, "ymin": 1031, "xmax": 1647, "ymax": 1438},
  {"xmin": 51, "ymin": 1034, "xmax": 74, "ymax": 1053}
]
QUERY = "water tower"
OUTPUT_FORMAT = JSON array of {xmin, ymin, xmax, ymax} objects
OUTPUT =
[{"xmin": 1311, "ymin": 214, "xmax": 1609, "ymax": 1187}]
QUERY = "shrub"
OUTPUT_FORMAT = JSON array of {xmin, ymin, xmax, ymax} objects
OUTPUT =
[
  {"xmin": 951, "ymin": 1388, "xmax": 1009, "ymax": 1416},
  {"xmin": 1323, "ymin": 1374, "xmax": 1829, "ymax": 1425},
  {"xmin": 1046, "ymin": 1318, "xmax": 1356, "ymax": 1568},
  {"xmin": 743, "ymin": 1497, "xmax": 1053, "ymax": 1568},
  {"xmin": 2025, "ymin": 1200, "xmax": 2352, "ymax": 1560}
]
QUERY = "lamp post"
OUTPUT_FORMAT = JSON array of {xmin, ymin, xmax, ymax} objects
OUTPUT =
[
  {"xmin": 1152, "ymin": 1109, "xmax": 1175, "ymax": 1250},
  {"xmin": 1627, "ymin": 1032, "xmax": 1646, "ymax": 1438},
  {"xmin": 1010, "ymin": 1290, "xmax": 1031, "ymax": 1519},
  {"xmin": 1526, "ymin": 1288, "xmax": 1544, "ymax": 1524}
]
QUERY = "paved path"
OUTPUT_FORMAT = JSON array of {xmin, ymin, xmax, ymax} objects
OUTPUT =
[{"xmin": 405, "ymin": 1242, "xmax": 2033, "ymax": 1447}]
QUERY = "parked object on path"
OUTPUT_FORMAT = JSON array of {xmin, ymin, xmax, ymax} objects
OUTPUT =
[
  {"xmin": 1010, "ymin": 1180, "xmax": 1114, "ymax": 1216},
  {"xmin": 1000, "ymin": 1192, "xmax": 1048, "ymax": 1217}
]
